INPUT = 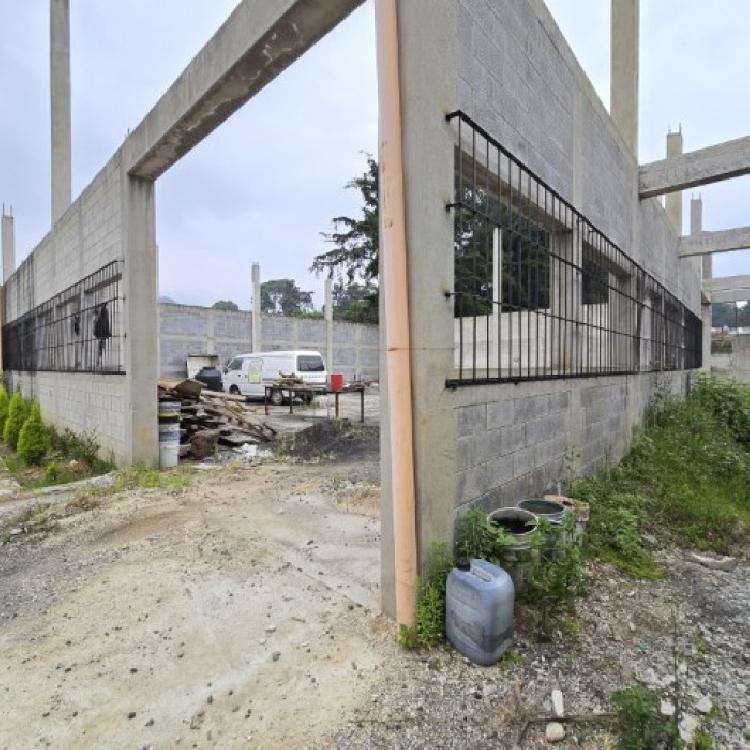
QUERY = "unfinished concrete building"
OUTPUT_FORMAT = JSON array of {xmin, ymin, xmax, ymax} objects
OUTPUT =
[{"xmin": 2, "ymin": 0, "xmax": 748, "ymax": 624}]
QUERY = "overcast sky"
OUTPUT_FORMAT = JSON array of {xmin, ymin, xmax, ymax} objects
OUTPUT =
[{"xmin": 0, "ymin": 1, "xmax": 747, "ymax": 309}]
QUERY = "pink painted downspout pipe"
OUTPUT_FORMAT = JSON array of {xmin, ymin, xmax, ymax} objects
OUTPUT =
[{"xmin": 374, "ymin": 0, "xmax": 418, "ymax": 629}]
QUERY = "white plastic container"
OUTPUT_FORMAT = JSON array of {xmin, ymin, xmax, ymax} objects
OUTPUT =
[
  {"xmin": 445, "ymin": 559, "xmax": 515, "ymax": 666},
  {"xmin": 158, "ymin": 421, "xmax": 180, "ymax": 468}
]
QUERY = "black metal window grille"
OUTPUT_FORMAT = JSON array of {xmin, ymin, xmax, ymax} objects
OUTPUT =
[
  {"xmin": 447, "ymin": 110, "xmax": 702, "ymax": 385},
  {"xmin": 2, "ymin": 260, "xmax": 124, "ymax": 374}
]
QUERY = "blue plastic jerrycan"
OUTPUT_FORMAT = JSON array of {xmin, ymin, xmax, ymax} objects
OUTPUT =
[{"xmin": 445, "ymin": 558, "xmax": 515, "ymax": 666}]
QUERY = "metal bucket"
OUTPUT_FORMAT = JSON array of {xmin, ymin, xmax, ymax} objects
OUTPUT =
[{"xmin": 487, "ymin": 507, "xmax": 539, "ymax": 593}]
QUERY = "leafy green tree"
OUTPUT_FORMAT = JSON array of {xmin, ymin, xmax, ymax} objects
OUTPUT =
[
  {"xmin": 3, "ymin": 391, "xmax": 29, "ymax": 450},
  {"xmin": 331, "ymin": 280, "xmax": 378, "ymax": 324},
  {"xmin": 260, "ymin": 279, "xmax": 314, "ymax": 316},
  {"xmin": 311, "ymin": 156, "xmax": 379, "ymax": 323},
  {"xmin": 212, "ymin": 300, "xmax": 239, "ymax": 311},
  {"xmin": 0, "ymin": 385, "xmax": 9, "ymax": 434},
  {"xmin": 17, "ymin": 401, "xmax": 50, "ymax": 466}
]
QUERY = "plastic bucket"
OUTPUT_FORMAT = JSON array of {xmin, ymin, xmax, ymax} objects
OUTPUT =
[
  {"xmin": 158, "ymin": 419, "xmax": 180, "ymax": 468},
  {"xmin": 158, "ymin": 400, "xmax": 181, "ymax": 420},
  {"xmin": 519, "ymin": 497, "xmax": 568, "ymax": 553},
  {"xmin": 330, "ymin": 373, "xmax": 344, "ymax": 393},
  {"xmin": 518, "ymin": 498, "xmax": 566, "ymax": 524},
  {"xmin": 487, "ymin": 507, "xmax": 539, "ymax": 593},
  {"xmin": 544, "ymin": 494, "xmax": 590, "ymax": 544}
]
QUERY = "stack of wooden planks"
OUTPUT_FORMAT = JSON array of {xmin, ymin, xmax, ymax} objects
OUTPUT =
[{"xmin": 158, "ymin": 379, "xmax": 277, "ymax": 459}]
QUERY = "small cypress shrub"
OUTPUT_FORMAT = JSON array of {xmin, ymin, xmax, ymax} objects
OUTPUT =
[
  {"xmin": 0, "ymin": 385, "xmax": 9, "ymax": 434},
  {"xmin": 3, "ymin": 391, "xmax": 29, "ymax": 450},
  {"xmin": 18, "ymin": 402, "xmax": 51, "ymax": 466}
]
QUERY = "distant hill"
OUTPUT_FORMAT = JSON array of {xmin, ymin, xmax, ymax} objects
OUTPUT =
[{"xmin": 159, "ymin": 295, "xmax": 177, "ymax": 304}]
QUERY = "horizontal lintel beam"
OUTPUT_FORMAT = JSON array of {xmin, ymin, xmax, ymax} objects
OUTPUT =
[
  {"xmin": 703, "ymin": 275, "xmax": 750, "ymax": 303},
  {"xmin": 124, "ymin": 0, "xmax": 363, "ymax": 181},
  {"xmin": 679, "ymin": 226, "xmax": 750, "ymax": 257},
  {"xmin": 639, "ymin": 135, "xmax": 750, "ymax": 198}
]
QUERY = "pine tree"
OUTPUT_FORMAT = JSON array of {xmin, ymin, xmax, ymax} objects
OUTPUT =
[
  {"xmin": 3, "ymin": 391, "xmax": 29, "ymax": 450},
  {"xmin": 0, "ymin": 385, "xmax": 9, "ymax": 434},
  {"xmin": 18, "ymin": 402, "xmax": 50, "ymax": 466}
]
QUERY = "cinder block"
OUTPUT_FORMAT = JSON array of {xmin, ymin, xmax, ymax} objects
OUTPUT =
[
  {"xmin": 500, "ymin": 422, "xmax": 526, "ymax": 454},
  {"xmin": 456, "ymin": 403, "xmax": 487, "ymax": 437},
  {"xmin": 487, "ymin": 399, "xmax": 513, "ymax": 429}
]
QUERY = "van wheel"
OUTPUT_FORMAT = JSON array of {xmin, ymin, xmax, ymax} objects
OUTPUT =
[
  {"xmin": 229, "ymin": 385, "xmax": 240, "ymax": 395},
  {"xmin": 270, "ymin": 390, "xmax": 284, "ymax": 406}
]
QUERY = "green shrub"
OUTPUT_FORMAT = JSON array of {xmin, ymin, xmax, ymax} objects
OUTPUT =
[
  {"xmin": 525, "ymin": 516, "xmax": 586, "ymax": 639},
  {"xmin": 612, "ymin": 685, "xmax": 679, "ymax": 749},
  {"xmin": 576, "ymin": 377, "xmax": 750, "ymax": 565},
  {"xmin": 0, "ymin": 385, "xmax": 9, "ymax": 434},
  {"xmin": 17, "ymin": 402, "xmax": 51, "ymax": 465},
  {"xmin": 3, "ymin": 391, "xmax": 29, "ymax": 450},
  {"xmin": 400, "ymin": 541, "xmax": 454, "ymax": 650}
]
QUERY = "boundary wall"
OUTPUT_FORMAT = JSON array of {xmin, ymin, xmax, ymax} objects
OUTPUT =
[{"xmin": 159, "ymin": 303, "xmax": 379, "ymax": 381}]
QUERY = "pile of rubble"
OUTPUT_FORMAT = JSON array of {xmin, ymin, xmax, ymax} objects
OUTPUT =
[{"xmin": 158, "ymin": 378, "xmax": 277, "ymax": 459}]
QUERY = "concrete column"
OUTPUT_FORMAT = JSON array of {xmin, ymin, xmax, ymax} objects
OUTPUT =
[
  {"xmin": 50, "ymin": 0, "xmax": 72, "ymax": 225},
  {"xmin": 122, "ymin": 171, "xmax": 158, "ymax": 465},
  {"xmin": 1, "ymin": 210, "xmax": 16, "ymax": 283},
  {"xmin": 251, "ymin": 262, "xmax": 261, "ymax": 352},
  {"xmin": 324, "ymin": 276, "xmax": 333, "ymax": 380},
  {"xmin": 377, "ymin": 0, "xmax": 457, "ymax": 617},
  {"xmin": 610, "ymin": 0, "xmax": 639, "ymax": 156},
  {"xmin": 665, "ymin": 129, "xmax": 683, "ymax": 234},
  {"xmin": 691, "ymin": 196, "xmax": 711, "ymax": 279},
  {"xmin": 692, "ymin": 196, "xmax": 712, "ymax": 370}
]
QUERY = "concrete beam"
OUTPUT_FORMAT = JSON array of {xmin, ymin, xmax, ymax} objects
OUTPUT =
[
  {"xmin": 703, "ymin": 275, "xmax": 750, "ymax": 304},
  {"xmin": 125, "ymin": 0, "xmax": 363, "ymax": 180},
  {"xmin": 610, "ymin": 0, "xmax": 639, "ymax": 156},
  {"xmin": 710, "ymin": 289, "xmax": 750, "ymax": 304},
  {"xmin": 639, "ymin": 135, "xmax": 750, "ymax": 197},
  {"xmin": 679, "ymin": 226, "xmax": 750, "ymax": 257},
  {"xmin": 50, "ymin": 0, "xmax": 72, "ymax": 224}
]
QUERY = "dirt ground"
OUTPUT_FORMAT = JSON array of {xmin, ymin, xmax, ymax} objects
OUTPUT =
[
  {"xmin": 1, "ymin": 423, "xmax": 748, "ymax": 749},
  {"xmin": 0, "ymin": 442, "xmax": 390, "ymax": 749}
]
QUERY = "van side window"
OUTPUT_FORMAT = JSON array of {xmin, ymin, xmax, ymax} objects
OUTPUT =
[
  {"xmin": 227, "ymin": 358, "xmax": 243, "ymax": 371},
  {"xmin": 297, "ymin": 355, "xmax": 324, "ymax": 372}
]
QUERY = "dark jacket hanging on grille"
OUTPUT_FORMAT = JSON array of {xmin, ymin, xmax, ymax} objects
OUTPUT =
[{"xmin": 93, "ymin": 303, "xmax": 111, "ymax": 357}]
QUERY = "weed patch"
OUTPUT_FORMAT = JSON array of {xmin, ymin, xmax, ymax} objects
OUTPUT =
[{"xmin": 576, "ymin": 376, "xmax": 750, "ymax": 573}]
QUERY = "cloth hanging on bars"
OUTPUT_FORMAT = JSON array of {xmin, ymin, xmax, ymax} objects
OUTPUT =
[{"xmin": 93, "ymin": 303, "xmax": 111, "ymax": 358}]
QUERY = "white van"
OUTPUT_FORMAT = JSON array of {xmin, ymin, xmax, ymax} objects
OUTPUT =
[{"xmin": 222, "ymin": 350, "xmax": 327, "ymax": 404}]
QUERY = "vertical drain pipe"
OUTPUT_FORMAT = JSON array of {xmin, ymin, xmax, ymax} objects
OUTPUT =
[{"xmin": 375, "ymin": 0, "xmax": 417, "ymax": 628}]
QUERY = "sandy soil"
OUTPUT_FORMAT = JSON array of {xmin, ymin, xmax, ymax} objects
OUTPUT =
[{"xmin": 0, "ymin": 458, "xmax": 391, "ymax": 749}]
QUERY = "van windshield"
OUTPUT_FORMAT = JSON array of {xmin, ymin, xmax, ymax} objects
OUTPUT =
[{"xmin": 297, "ymin": 355, "xmax": 324, "ymax": 372}]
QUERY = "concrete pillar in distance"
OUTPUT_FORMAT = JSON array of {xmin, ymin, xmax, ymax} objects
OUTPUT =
[
  {"xmin": 324, "ymin": 276, "xmax": 333, "ymax": 380},
  {"xmin": 50, "ymin": 0, "xmax": 72, "ymax": 225},
  {"xmin": 251, "ymin": 262, "xmax": 261, "ymax": 352},
  {"xmin": 665, "ymin": 129, "xmax": 683, "ymax": 234},
  {"xmin": 610, "ymin": 0, "xmax": 639, "ymax": 156},
  {"xmin": 1, "ymin": 209, "xmax": 16, "ymax": 283},
  {"xmin": 692, "ymin": 196, "xmax": 712, "ymax": 370}
]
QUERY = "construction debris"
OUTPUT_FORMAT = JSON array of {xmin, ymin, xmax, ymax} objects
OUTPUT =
[{"xmin": 158, "ymin": 380, "xmax": 277, "ymax": 459}]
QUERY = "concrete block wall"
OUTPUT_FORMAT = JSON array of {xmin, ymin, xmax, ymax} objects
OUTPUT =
[
  {"xmin": 3, "ymin": 153, "xmax": 128, "ymax": 462},
  {"xmin": 446, "ymin": 0, "xmax": 701, "ymax": 515},
  {"xmin": 452, "ymin": 372, "xmax": 688, "ymax": 513},
  {"xmin": 158, "ymin": 303, "xmax": 379, "ymax": 382}
]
